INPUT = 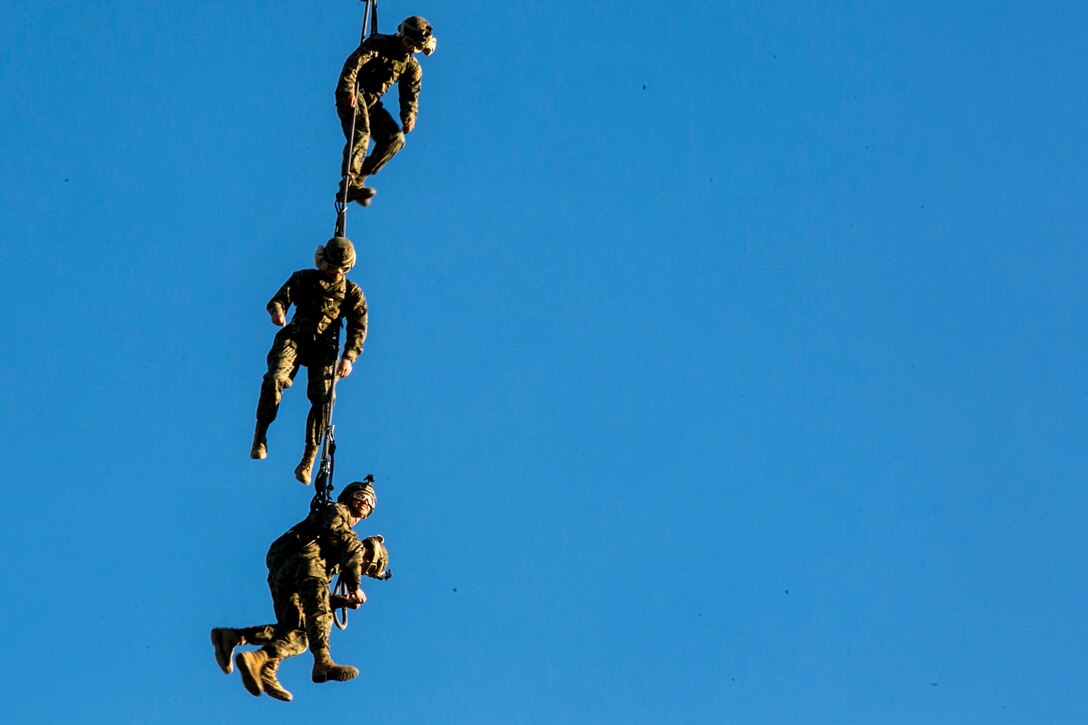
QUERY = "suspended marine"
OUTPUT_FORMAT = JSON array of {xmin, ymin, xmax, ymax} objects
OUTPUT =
[
  {"xmin": 251, "ymin": 236, "xmax": 367, "ymax": 485},
  {"xmin": 336, "ymin": 15, "xmax": 436, "ymax": 206},
  {"xmin": 211, "ymin": 479, "xmax": 391, "ymax": 702}
]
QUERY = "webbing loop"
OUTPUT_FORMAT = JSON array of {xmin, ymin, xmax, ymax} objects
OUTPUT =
[{"xmin": 333, "ymin": 575, "xmax": 351, "ymax": 630}]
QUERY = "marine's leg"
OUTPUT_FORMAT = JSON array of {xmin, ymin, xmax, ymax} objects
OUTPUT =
[
  {"xmin": 298, "ymin": 576, "xmax": 358, "ymax": 683},
  {"xmin": 304, "ymin": 357, "xmax": 336, "ymax": 452},
  {"xmin": 237, "ymin": 604, "xmax": 302, "ymax": 702},
  {"xmin": 253, "ymin": 329, "xmax": 301, "ymax": 459},
  {"xmin": 260, "ymin": 657, "xmax": 294, "ymax": 702},
  {"xmin": 338, "ymin": 101, "xmax": 374, "ymax": 198},
  {"xmin": 359, "ymin": 101, "xmax": 406, "ymax": 177},
  {"xmin": 209, "ymin": 625, "xmax": 277, "ymax": 674},
  {"xmin": 235, "ymin": 570, "xmax": 307, "ymax": 700},
  {"xmin": 234, "ymin": 644, "xmax": 296, "ymax": 702},
  {"xmin": 295, "ymin": 358, "xmax": 335, "ymax": 485},
  {"xmin": 261, "ymin": 566, "xmax": 310, "ymax": 662}
]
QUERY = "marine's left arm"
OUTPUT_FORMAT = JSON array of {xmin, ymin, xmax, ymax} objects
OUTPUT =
[
  {"xmin": 341, "ymin": 285, "xmax": 368, "ymax": 363},
  {"xmin": 338, "ymin": 39, "xmax": 380, "ymax": 102},
  {"xmin": 267, "ymin": 270, "xmax": 301, "ymax": 322},
  {"xmin": 320, "ymin": 505, "xmax": 367, "ymax": 592},
  {"xmin": 398, "ymin": 57, "xmax": 422, "ymax": 128}
]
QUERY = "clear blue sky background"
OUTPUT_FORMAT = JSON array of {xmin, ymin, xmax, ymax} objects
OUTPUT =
[{"xmin": 2, "ymin": 1, "xmax": 1087, "ymax": 722}]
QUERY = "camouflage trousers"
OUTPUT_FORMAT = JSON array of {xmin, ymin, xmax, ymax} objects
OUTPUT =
[
  {"xmin": 255, "ymin": 326, "xmax": 336, "ymax": 452},
  {"xmin": 337, "ymin": 98, "xmax": 405, "ymax": 184},
  {"xmin": 227, "ymin": 565, "xmax": 334, "ymax": 661}
]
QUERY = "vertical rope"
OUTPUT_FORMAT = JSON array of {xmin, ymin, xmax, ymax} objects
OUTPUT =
[
  {"xmin": 310, "ymin": 321, "xmax": 343, "ymax": 510},
  {"xmin": 336, "ymin": 0, "xmax": 380, "ymax": 237}
]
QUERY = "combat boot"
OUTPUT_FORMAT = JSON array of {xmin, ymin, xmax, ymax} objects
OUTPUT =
[
  {"xmin": 250, "ymin": 423, "xmax": 268, "ymax": 460},
  {"xmin": 210, "ymin": 628, "xmax": 243, "ymax": 674},
  {"xmin": 261, "ymin": 658, "xmax": 293, "ymax": 702},
  {"xmin": 294, "ymin": 446, "xmax": 318, "ymax": 485},
  {"xmin": 311, "ymin": 650, "xmax": 359, "ymax": 683},
  {"xmin": 346, "ymin": 186, "xmax": 376, "ymax": 206},
  {"xmin": 235, "ymin": 650, "xmax": 269, "ymax": 696}
]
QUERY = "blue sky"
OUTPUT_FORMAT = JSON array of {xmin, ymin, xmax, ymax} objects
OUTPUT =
[{"xmin": 2, "ymin": 1, "xmax": 1087, "ymax": 722}]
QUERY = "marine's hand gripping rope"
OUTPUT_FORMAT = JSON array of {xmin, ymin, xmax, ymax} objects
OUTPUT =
[{"xmin": 334, "ymin": 0, "xmax": 380, "ymax": 238}]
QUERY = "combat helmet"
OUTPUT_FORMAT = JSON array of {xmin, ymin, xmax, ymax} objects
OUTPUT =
[
  {"xmin": 398, "ymin": 16, "xmax": 436, "ymax": 55},
  {"xmin": 361, "ymin": 535, "xmax": 391, "ymax": 579},
  {"xmin": 338, "ymin": 478, "xmax": 376, "ymax": 512},
  {"xmin": 315, "ymin": 236, "xmax": 356, "ymax": 272}
]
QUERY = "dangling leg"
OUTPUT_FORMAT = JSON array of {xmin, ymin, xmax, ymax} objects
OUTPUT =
[
  {"xmin": 235, "ymin": 568, "xmax": 308, "ymax": 700},
  {"xmin": 235, "ymin": 629, "xmax": 304, "ymax": 702},
  {"xmin": 337, "ymin": 101, "xmax": 376, "ymax": 206},
  {"xmin": 209, "ymin": 624, "xmax": 277, "ymax": 674},
  {"xmin": 254, "ymin": 330, "xmax": 300, "ymax": 459},
  {"xmin": 298, "ymin": 576, "xmax": 358, "ymax": 683},
  {"xmin": 359, "ymin": 101, "xmax": 406, "ymax": 178},
  {"xmin": 295, "ymin": 357, "xmax": 335, "ymax": 485}
]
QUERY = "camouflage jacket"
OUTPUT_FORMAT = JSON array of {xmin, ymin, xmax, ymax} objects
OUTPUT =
[
  {"xmin": 267, "ymin": 269, "xmax": 367, "ymax": 361},
  {"xmin": 267, "ymin": 502, "xmax": 367, "ymax": 592},
  {"xmin": 336, "ymin": 33, "xmax": 422, "ymax": 123}
]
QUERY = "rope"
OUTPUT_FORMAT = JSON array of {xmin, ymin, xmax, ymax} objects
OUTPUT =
[
  {"xmin": 335, "ymin": 0, "xmax": 380, "ymax": 238},
  {"xmin": 325, "ymin": 0, "xmax": 384, "ymax": 630},
  {"xmin": 361, "ymin": 0, "xmax": 379, "ymax": 42},
  {"xmin": 310, "ymin": 321, "xmax": 344, "ymax": 511},
  {"xmin": 306, "ymin": 319, "xmax": 351, "ymax": 623}
]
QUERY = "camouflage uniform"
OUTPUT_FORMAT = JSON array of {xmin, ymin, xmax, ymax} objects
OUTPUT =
[
  {"xmin": 336, "ymin": 32, "xmax": 423, "ymax": 187},
  {"xmin": 213, "ymin": 480, "xmax": 385, "ymax": 699},
  {"xmin": 255, "ymin": 269, "xmax": 367, "ymax": 454},
  {"xmin": 212, "ymin": 507, "xmax": 333, "ymax": 660},
  {"xmin": 259, "ymin": 502, "xmax": 369, "ymax": 662},
  {"xmin": 214, "ymin": 502, "xmax": 387, "ymax": 667}
]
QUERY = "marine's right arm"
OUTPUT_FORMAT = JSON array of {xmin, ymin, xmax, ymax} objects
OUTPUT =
[
  {"xmin": 398, "ymin": 57, "xmax": 422, "ymax": 126},
  {"xmin": 341, "ymin": 284, "xmax": 368, "ymax": 362},
  {"xmin": 319, "ymin": 504, "xmax": 366, "ymax": 591},
  {"xmin": 267, "ymin": 271, "xmax": 301, "ymax": 323},
  {"xmin": 337, "ymin": 38, "xmax": 380, "ymax": 101}
]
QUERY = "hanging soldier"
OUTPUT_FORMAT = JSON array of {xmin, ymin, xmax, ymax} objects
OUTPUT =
[
  {"xmin": 250, "ymin": 236, "xmax": 367, "ymax": 485},
  {"xmin": 210, "ymin": 479, "xmax": 391, "ymax": 702},
  {"xmin": 336, "ymin": 15, "xmax": 436, "ymax": 206}
]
